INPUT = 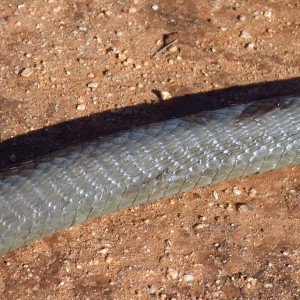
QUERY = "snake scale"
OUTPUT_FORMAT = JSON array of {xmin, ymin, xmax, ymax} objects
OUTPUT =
[{"xmin": 0, "ymin": 95, "xmax": 299, "ymax": 254}]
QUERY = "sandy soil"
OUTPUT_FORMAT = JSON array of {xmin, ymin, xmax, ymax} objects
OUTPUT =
[{"xmin": 0, "ymin": 0, "xmax": 299, "ymax": 299}]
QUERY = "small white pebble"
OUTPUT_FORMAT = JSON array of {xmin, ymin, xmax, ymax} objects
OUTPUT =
[
  {"xmin": 117, "ymin": 53, "xmax": 127, "ymax": 61},
  {"xmin": 105, "ymin": 255, "xmax": 114, "ymax": 263},
  {"xmin": 87, "ymin": 82, "xmax": 98, "ymax": 88},
  {"xmin": 21, "ymin": 68, "xmax": 33, "ymax": 77},
  {"xmin": 248, "ymin": 188, "xmax": 257, "ymax": 198},
  {"xmin": 152, "ymin": 5, "xmax": 159, "ymax": 11},
  {"xmin": 129, "ymin": 7, "xmax": 137, "ymax": 14},
  {"xmin": 207, "ymin": 201, "xmax": 214, "ymax": 207},
  {"xmin": 78, "ymin": 26, "xmax": 87, "ymax": 31},
  {"xmin": 264, "ymin": 11, "xmax": 272, "ymax": 18},
  {"xmin": 246, "ymin": 42, "xmax": 255, "ymax": 50},
  {"xmin": 183, "ymin": 274, "xmax": 193, "ymax": 282},
  {"xmin": 237, "ymin": 203, "xmax": 254, "ymax": 214},
  {"xmin": 168, "ymin": 44, "xmax": 178, "ymax": 53},
  {"xmin": 212, "ymin": 191, "xmax": 219, "ymax": 200},
  {"xmin": 160, "ymin": 91, "xmax": 172, "ymax": 100},
  {"xmin": 167, "ymin": 268, "xmax": 179, "ymax": 280},
  {"xmin": 193, "ymin": 223, "xmax": 206, "ymax": 230},
  {"xmin": 76, "ymin": 104, "xmax": 86, "ymax": 111},
  {"xmin": 99, "ymin": 247, "xmax": 109, "ymax": 254},
  {"xmin": 240, "ymin": 31, "xmax": 252, "ymax": 39},
  {"xmin": 232, "ymin": 186, "xmax": 242, "ymax": 195},
  {"xmin": 149, "ymin": 285, "xmax": 158, "ymax": 294}
]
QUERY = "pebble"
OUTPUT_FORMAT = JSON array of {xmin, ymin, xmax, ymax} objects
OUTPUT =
[
  {"xmin": 226, "ymin": 203, "xmax": 234, "ymax": 211},
  {"xmin": 152, "ymin": 5, "xmax": 159, "ymax": 11},
  {"xmin": 87, "ymin": 82, "xmax": 98, "ymax": 89},
  {"xmin": 76, "ymin": 104, "xmax": 86, "ymax": 111},
  {"xmin": 105, "ymin": 254, "xmax": 114, "ymax": 263},
  {"xmin": 246, "ymin": 42, "xmax": 255, "ymax": 50},
  {"xmin": 134, "ymin": 64, "xmax": 141, "ymax": 69},
  {"xmin": 212, "ymin": 191, "xmax": 219, "ymax": 200},
  {"xmin": 103, "ymin": 10, "xmax": 112, "ymax": 16},
  {"xmin": 238, "ymin": 15, "xmax": 246, "ymax": 21},
  {"xmin": 99, "ymin": 247, "xmax": 109, "ymax": 254},
  {"xmin": 207, "ymin": 201, "xmax": 214, "ymax": 207},
  {"xmin": 21, "ymin": 68, "xmax": 33, "ymax": 77},
  {"xmin": 240, "ymin": 31, "xmax": 252, "ymax": 39},
  {"xmin": 124, "ymin": 58, "xmax": 133, "ymax": 65},
  {"xmin": 160, "ymin": 91, "xmax": 172, "ymax": 101},
  {"xmin": 117, "ymin": 53, "xmax": 127, "ymax": 61},
  {"xmin": 168, "ymin": 44, "xmax": 178, "ymax": 53},
  {"xmin": 149, "ymin": 285, "xmax": 158, "ymax": 294},
  {"xmin": 167, "ymin": 269, "xmax": 179, "ymax": 280},
  {"xmin": 17, "ymin": 4, "xmax": 26, "ymax": 9},
  {"xmin": 236, "ymin": 203, "xmax": 253, "ymax": 214},
  {"xmin": 183, "ymin": 274, "xmax": 193, "ymax": 282},
  {"xmin": 232, "ymin": 186, "xmax": 242, "ymax": 195},
  {"xmin": 248, "ymin": 188, "xmax": 257, "ymax": 198},
  {"xmin": 193, "ymin": 223, "xmax": 206, "ymax": 231},
  {"xmin": 264, "ymin": 11, "xmax": 272, "ymax": 18},
  {"xmin": 129, "ymin": 7, "xmax": 137, "ymax": 14},
  {"xmin": 78, "ymin": 26, "xmax": 87, "ymax": 31}
]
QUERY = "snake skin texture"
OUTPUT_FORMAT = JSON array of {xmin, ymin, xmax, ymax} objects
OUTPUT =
[{"xmin": 0, "ymin": 95, "xmax": 299, "ymax": 254}]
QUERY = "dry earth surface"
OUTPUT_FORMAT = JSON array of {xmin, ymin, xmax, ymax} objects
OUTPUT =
[{"xmin": 0, "ymin": 0, "xmax": 299, "ymax": 299}]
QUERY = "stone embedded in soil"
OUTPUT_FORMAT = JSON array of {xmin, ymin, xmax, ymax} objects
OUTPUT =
[
  {"xmin": 248, "ymin": 188, "xmax": 257, "ymax": 198},
  {"xmin": 166, "ymin": 268, "xmax": 179, "ymax": 280},
  {"xmin": 149, "ymin": 285, "xmax": 158, "ymax": 294},
  {"xmin": 105, "ymin": 254, "xmax": 114, "ymax": 263},
  {"xmin": 99, "ymin": 247, "xmax": 109, "ymax": 254},
  {"xmin": 207, "ymin": 201, "xmax": 214, "ymax": 207},
  {"xmin": 246, "ymin": 42, "xmax": 255, "ymax": 50},
  {"xmin": 76, "ymin": 104, "xmax": 86, "ymax": 111},
  {"xmin": 168, "ymin": 44, "xmax": 178, "ymax": 53},
  {"xmin": 160, "ymin": 91, "xmax": 172, "ymax": 100},
  {"xmin": 129, "ymin": 7, "xmax": 137, "ymax": 14},
  {"xmin": 236, "ymin": 203, "xmax": 254, "ymax": 214},
  {"xmin": 264, "ymin": 11, "xmax": 272, "ymax": 18},
  {"xmin": 240, "ymin": 31, "xmax": 252, "ymax": 39},
  {"xmin": 193, "ymin": 223, "xmax": 206, "ymax": 231},
  {"xmin": 87, "ymin": 82, "xmax": 98, "ymax": 89},
  {"xmin": 20, "ymin": 68, "xmax": 34, "ymax": 77},
  {"xmin": 232, "ymin": 186, "xmax": 242, "ymax": 195},
  {"xmin": 238, "ymin": 15, "xmax": 246, "ymax": 21},
  {"xmin": 183, "ymin": 274, "xmax": 194, "ymax": 282},
  {"xmin": 212, "ymin": 191, "xmax": 219, "ymax": 200}
]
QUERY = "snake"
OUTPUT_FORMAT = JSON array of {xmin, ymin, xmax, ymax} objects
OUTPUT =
[{"xmin": 0, "ymin": 95, "xmax": 299, "ymax": 255}]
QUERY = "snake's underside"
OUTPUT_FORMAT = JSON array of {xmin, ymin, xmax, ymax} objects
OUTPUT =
[{"xmin": 0, "ymin": 95, "xmax": 299, "ymax": 254}]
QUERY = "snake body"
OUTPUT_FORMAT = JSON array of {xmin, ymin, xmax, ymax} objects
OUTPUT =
[{"xmin": 0, "ymin": 95, "xmax": 299, "ymax": 254}]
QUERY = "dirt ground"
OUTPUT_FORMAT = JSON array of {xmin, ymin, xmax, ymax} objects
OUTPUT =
[{"xmin": 0, "ymin": 0, "xmax": 299, "ymax": 299}]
